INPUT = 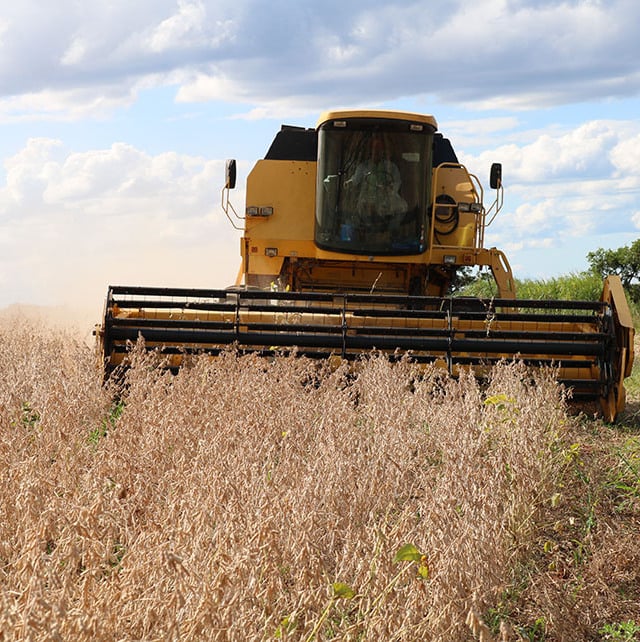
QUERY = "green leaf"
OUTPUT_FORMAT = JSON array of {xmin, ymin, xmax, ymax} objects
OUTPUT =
[
  {"xmin": 393, "ymin": 543, "xmax": 423, "ymax": 563},
  {"xmin": 417, "ymin": 563, "xmax": 430, "ymax": 579},
  {"xmin": 275, "ymin": 615, "xmax": 294, "ymax": 638},
  {"xmin": 332, "ymin": 582, "xmax": 355, "ymax": 599}
]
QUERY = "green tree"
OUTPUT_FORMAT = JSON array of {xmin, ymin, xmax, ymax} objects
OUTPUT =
[
  {"xmin": 450, "ymin": 266, "xmax": 479, "ymax": 294},
  {"xmin": 587, "ymin": 239, "xmax": 640, "ymax": 289}
]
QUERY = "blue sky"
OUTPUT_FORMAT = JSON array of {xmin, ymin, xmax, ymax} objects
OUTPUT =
[{"xmin": 1, "ymin": 0, "xmax": 639, "ymax": 327}]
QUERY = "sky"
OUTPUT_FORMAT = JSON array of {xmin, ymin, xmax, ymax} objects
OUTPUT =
[{"xmin": 1, "ymin": 0, "xmax": 639, "ymax": 330}]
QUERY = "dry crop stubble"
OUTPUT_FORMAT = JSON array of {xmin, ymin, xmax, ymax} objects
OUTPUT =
[{"xmin": 2, "ymin": 320, "xmax": 635, "ymax": 640}]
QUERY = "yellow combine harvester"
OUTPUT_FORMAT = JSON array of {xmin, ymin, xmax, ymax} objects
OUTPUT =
[{"xmin": 97, "ymin": 109, "xmax": 634, "ymax": 421}]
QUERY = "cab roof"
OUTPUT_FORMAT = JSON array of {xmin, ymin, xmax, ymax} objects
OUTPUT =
[{"xmin": 317, "ymin": 109, "xmax": 438, "ymax": 131}]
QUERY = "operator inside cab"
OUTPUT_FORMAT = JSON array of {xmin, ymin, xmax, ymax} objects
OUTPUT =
[{"xmin": 315, "ymin": 113, "xmax": 436, "ymax": 256}]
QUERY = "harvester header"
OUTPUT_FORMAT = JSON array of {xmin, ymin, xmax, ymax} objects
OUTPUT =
[{"xmin": 97, "ymin": 109, "xmax": 634, "ymax": 421}]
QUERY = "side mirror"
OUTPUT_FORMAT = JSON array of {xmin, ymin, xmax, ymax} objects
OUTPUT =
[
  {"xmin": 225, "ymin": 159, "xmax": 237, "ymax": 189},
  {"xmin": 489, "ymin": 163, "xmax": 502, "ymax": 190}
]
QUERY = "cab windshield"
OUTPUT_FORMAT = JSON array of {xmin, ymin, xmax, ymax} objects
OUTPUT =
[{"xmin": 315, "ymin": 120, "xmax": 433, "ymax": 255}]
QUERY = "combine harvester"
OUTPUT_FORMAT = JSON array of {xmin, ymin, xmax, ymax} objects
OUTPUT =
[{"xmin": 96, "ymin": 110, "xmax": 634, "ymax": 421}]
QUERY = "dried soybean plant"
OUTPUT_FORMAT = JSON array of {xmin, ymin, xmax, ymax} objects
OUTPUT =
[{"xmin": 0, "ymin": 322, "xmax": 610, "ymax": 641}]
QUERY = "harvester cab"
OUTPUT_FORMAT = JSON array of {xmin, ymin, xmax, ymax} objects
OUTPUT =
[
  {"xmin": 98, "ymin": 109, "xmax": 634, "ymax": 421},
  {"xmin": 222, "ymin": 110, "xmax": 514, "ymax": 299}
]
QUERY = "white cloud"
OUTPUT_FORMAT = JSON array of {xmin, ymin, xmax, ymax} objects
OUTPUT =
[
  {"xmin": 1, "ymin": 1, "xmax": 639, "ymax": 120},
  {"xmin": 175, "ymin": 71, "xmax": 238, "ymax": 103},
  {"xmin": 61, "ymin": 36, "xmax": 89, "ymax": 66},
  {"xmin": 146, "ymin": 0, "xmax": 207, "ymax": 52},
  {"xmin": 510, "ymin": 200, "xmax": 558, "ymax": 236},
  {"xmin": 143, "ymin": 0, "xmax": 236, "ymax": 54},
  {"xmin": 464, "ymin": 119, "xmax": 640, "ymax": 199},
  {"xmin": 610, "ymin": 133, "xmax": 640, "ymax": 180},
  {"xmin": 1, "ymin": 0, "xmax": 640, "ymax": 296},
  {"xmin": 0, "ymin": 139, "xmax": 242, "ymax": 313},
  {"xmin": 0, "ymin": 87, "xmax": 139, "ymax": 122},
  {"xmin": 468, "ymin": 120, "xmax": 622, "ymax": 184},
  {"xmin": 457, "ymin": 115, "xmax": 640, "ymax": 266}
]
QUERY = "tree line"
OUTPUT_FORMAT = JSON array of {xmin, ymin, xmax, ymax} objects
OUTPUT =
[
  {"xmin": 587, "ymin": 238, "xmax": 640, "ymax": 301},
  {"xmin": 455, "ymin": 238, "xmax": 640, "ymax": 303}
]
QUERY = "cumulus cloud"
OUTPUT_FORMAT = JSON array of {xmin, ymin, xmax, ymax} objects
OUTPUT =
[
  {"xmin": 458, "ymin": 115, "xmax": 640, "ymax": 261},
  {"xmin": 0, "ymin": 87, "xmax": 140, "ymax": 123},
  {"xmin": 610, "ymin": 132, "xmax": 640, "ymax": 183},
  {"xmin": 1, "ymin": 0, "xmax": 639, "ymax": 118},
  {"xmin": 465, "ymin": 120, "xmax": 629, "ymax": 184},
  {"xmin": 2, "ymin": 116, "xmax": 635, "ymax": 314},
  {"xmin": 146, "ymin": 0, "xmax": 208, "ymax": 52},
  {"xmin": 0, "ymin": 139, "xmax": 242, "ymax": 315},
  {"xmin": 0, "ymin": 0, "xmax": 639, "ymax": 297}
]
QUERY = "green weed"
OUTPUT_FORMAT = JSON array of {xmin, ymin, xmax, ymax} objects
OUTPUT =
[
  {"xmin": 599, "ymin": 620, "xmax": 640, "ymax": 641},
  {"xmin": 89, "ymin": 399, "xmax": 124, "ymax": 446},
  {"xmin": 606, "ymin": 438, "xmax": 640, "ymax": 511},
  {"xmin": 21, "ymin": 401, "xmax": 40, "ymax": 429}
]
